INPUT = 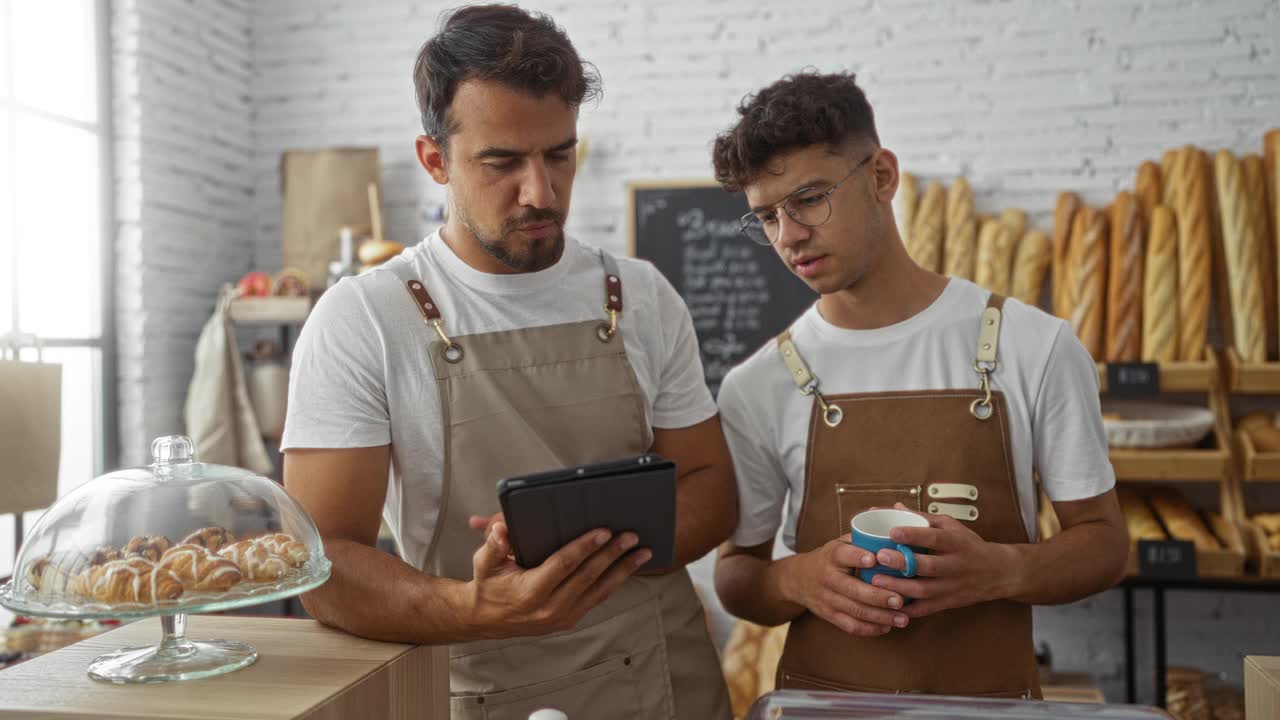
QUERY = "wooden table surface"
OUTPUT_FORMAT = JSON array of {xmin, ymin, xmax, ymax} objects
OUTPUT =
[{"xmin": 0, "ymin": 615, "xmax": 447, "ymax": 720}]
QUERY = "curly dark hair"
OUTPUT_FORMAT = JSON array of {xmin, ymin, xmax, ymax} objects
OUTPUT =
[
  {"xmin": 712, "ymin": 71, "xmax": 880, "ymax": 191},
  {"xmin": 413, "ymin": 4, "xmax": 601, "ymax": 154}
]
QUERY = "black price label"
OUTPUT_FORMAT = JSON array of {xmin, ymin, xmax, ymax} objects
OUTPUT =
[
  {"xmin": 1107, "ymin": 362, "xmax": 1161, "ymax": 396},
  {"xmin": 1137, "ymin": 540, "xmax": 1197, "ymax": 579}
]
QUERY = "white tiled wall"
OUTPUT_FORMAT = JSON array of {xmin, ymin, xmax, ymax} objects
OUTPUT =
[{"xmin": 113, "ymin": 0, "xmax": 1280, "ymax": 702}]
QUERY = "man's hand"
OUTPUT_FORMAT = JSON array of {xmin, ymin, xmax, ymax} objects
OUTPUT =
[
  {"xmin": 468, "ymin": 512, "xmax": 504, "ymax": 538},
  {"xmin": 782, "ymin": 535, "xmax": 909, "ymax": 636},
  {"xmin": 467, "ymin": 521, "xmax": 651, "ymax": 640},
  {"xmin": 867, "ymin": 503, "xmax": 1020, "ymax": 619}
]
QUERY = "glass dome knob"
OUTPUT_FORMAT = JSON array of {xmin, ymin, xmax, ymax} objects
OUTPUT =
[{"xmin": 151, "ymin": 435, "xmax": 195, "ymax": 465}]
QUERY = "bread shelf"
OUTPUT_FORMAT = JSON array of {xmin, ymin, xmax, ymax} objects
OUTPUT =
[
  {"xmin": 1223, "ymin": 348, "xmax": 1280, "ymax": 393},
  {"xmin": 1110, "ymin": 423, "xmax": 1232, "ymax": 483},
  {"xmin": 228, "ymin": 296, "xmax": 311, "ymax": 325},
  {"xmin": 1095, "ymin": 354, "xmax": 1218, "ymax": 394},
  {"xmin": 1241, "ymin": 520, "xmax": 1280, "ymax": 578},
  {"xmin": 1235, "ymin": 430, "xmax": 1280, "ymax": 483}
]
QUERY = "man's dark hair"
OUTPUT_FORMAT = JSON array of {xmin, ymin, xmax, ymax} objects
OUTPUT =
[
  {"xmin": 712, "ymin": 71, "xmax": 880, "ymax": 191},
  {"xmin": 413, "ymin": 4, "xmax": 600, "ymax": 154}
]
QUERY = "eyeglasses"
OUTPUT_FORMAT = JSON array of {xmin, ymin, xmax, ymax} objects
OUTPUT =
[{"xmin": 738, "ymin": 153, "xmax": 876, "ymax": 246}]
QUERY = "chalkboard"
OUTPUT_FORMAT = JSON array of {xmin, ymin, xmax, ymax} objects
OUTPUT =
[{"xmin": 628, "ymin": 181, "xmax": 817, "ymax": 395}]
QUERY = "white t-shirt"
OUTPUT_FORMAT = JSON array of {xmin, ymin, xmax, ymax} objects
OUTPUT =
[
  {"xmin": 718, "ymin": 278, "xmax": 1115, "ymax": 550},
  {"xmin": 281, "ymin": 232, "xmax": 718, "ymax": 568}
]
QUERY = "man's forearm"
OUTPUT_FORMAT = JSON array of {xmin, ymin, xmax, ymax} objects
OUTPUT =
[
  {"xmin": 715, "ymin": 551, "xmax": 806, "ymax": 626},
  {"xmin": 669, "ymin": 465, "xmax": 738, "ymax": 569},
  {"xmin": 301, "ymin": 538, "xmax": 477, "ymax": 644},
  {"xmin": 1005, "ymin": 521, "xmax": 1128, "ymax": 605}
]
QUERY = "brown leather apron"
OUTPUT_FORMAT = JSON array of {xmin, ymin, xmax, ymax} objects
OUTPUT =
[
  {"xmin": 389, "ymin": 251, "xmax": 730, "ymax": 719},
  {"xmin": 773, "ymin": 294, "xmax": 1042, "ymax": 699}
]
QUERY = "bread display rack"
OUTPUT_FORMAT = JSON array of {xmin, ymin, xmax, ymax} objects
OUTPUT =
[{"xmin": 0, "ymin": 435, "xmax": 331, "ymax": 683}]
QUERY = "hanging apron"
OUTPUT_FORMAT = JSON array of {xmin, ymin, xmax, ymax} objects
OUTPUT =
[
  {"xmin": 773, "ymin": 294, "xmax": 1043, "ymax": 699},
  {"xmin": 388, "ymin": 251, "xmax": 730, "ymax": 720}
]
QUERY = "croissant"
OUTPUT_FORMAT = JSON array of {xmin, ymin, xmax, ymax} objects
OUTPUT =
[
  {"xmin": 254, "ymin": 533, "xmax": 310, "ymax": 568},
  {"xmin": 158, "ymin": 544, "xmax": 243, "ymax": 592},
  {"xmin": 220, "ymin": 540, "xmax": 290, "ymax": 582},
  {"xmin": 28, "ymin": 547, "xmax": 121, "ymax": 597},
  {"xmin": 123, "ymin": 534, "xmax": 172, "ymax": 562},
  {"xmin": 85, "ymin": 557, "xmax": 185, "ymax": 604},
  {"xmin": 180, "ymin": 526, "xmax": 236, "ymax": 553}
]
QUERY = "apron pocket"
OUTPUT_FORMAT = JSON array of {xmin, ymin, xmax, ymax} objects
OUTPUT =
[
  {"xmin": 835, "ymin": 484, "xmax": 922, "ymax": 537},
  {"xmin": 450, "ymin": 655, "xmax": 642, "ymax": 720}
]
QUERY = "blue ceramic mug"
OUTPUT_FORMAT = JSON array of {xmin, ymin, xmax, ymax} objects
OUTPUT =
[{"xmin": 850, "ymin": 508, "xmax": 930, "ymax": 585}]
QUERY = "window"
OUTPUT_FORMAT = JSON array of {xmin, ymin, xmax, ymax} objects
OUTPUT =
[{"xmin": 0, "ymin": 0, "xmax": 113, "ymax": 578}]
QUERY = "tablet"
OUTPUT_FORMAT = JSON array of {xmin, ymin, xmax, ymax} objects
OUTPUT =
[{"xmin": 497, "ymin": 454, "xmax": 676, "ymax": 571}]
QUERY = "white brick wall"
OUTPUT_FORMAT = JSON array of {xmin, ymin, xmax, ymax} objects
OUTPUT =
[
  {"xmin": 113, "ymin": 0, "xmax": 255, "ymax": 466},
  {"xmin": 115, "ymin": 0, "xmax": 1280, "ymax": 703}
]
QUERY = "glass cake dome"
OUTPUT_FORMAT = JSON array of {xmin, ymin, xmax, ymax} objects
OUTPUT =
[{"xmin": 0, "ymin": 435, "xmax": 332, "ymax": 683}]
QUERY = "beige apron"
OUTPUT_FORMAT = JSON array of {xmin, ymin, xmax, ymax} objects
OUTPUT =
[
  {"xmin": 389, "ymin": 252, "xmax": 730, "ymax": 720},
  {"xmin": 773, "ymin": 295, "xmax": 1043, "ymax": 699}
]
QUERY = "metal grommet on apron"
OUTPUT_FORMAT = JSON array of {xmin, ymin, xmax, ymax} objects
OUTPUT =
[
  {"xmin": 401, "ymin": 279, "xmax": 465, "ymax": 363},
  {"xmin": 597, "ymin": 257, "xmax": 624, "ymax": 343}
]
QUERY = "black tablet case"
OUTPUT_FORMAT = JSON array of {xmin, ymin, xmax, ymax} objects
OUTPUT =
[{"xmin": 497, "ymin": 454, "xmax": 676, "ymax": 571}]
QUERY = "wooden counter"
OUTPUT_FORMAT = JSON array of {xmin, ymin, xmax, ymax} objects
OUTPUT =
[{"xmin": 0, "ymin": 615, "xmax": 448, "ymax": 719}]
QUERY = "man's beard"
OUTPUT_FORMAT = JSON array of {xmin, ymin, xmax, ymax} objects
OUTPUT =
[{"xmin": 461, "ymin": 206, "xmax": 566, "ymax": 273}]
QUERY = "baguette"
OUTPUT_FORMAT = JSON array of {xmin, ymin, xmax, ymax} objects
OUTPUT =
[
  {"xmin": 1253, "ymin": 512, "xmax": 1280, "ymax": 535},
  {"xmin": 1173, "ymin": 146, "xmax": 1212, "ymax": 361},
  {"xmin": 908, "ymin": 181, "xmax": 946, "ymax": 273},
  {"xmin": 1215, "ymin": 150, "xmax": 1267, "ymax": 362},
  {"xmin": 975, "ymin": 219, "xmax": 1015, "ymax": 296},
  {"xmin": 1000, "ymin": 208, "xmax": 1028, "ymax": 240},
  {"xmin": 1143, "ymin": 205, "xmax": 1179, "ymax": 363},
  {"xmin": 944, "ymin": 177, "xmax": 978, "ymax": 280},
  {"xmin": 1117, "ymin": 488, "xmax": 1166, "ymax": 542},
  {"xmin": 897, "ymin": 172, "xmax": 920, "ymax": 248},
  {"xmin": 1243, "ymin": 154, "xmax": 1277, "ymax": 358},
  {"xmin": 1149, "ymin": 490, "xmax": 1221, "ymax": 551},
  {"xmin": 1107, "ymin": 192, "xmax": 1144, "ymax": 362},
  {"xmin": 1240, "ymin": 413, "xmax": 1280, "ymax": 453},
  {"xmin": 1069, "ymin": 206, "xmax": 1109, "ymax": 360},
  {"xmin": 1161, "ymin": 149, "xmax": 1180, "ymax": 207},
  {"xmin": 1135, "ymin": 160, "xmax": 1163, "ymax": 226},
  {"xmin": 1052, "ymin": 192, "xmax": 1082, "ymax": 320},
  {"xmin": 1011, "ymin": 229, "xmax": 1051, "ymax": 307}
]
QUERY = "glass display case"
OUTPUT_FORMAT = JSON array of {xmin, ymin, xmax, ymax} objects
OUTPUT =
[{"xmin": 0, "ymin": 436, "xmax": 331, "ymax": 683}]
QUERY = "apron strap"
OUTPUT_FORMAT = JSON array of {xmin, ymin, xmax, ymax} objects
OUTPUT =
[
  {"xmin": 970, "ymin": 293, "xmax": 1006, "ymax": 420},
  {"xmin": 776, "ymin": 329, "xmax": 843, "ymax": 428},
  {"xmin": 976, "ymin": 294, "xmax": 1006, "ymax": 366},
  {"xmin": 387, "ymin": 257, "xmax": 465, "ymax": 363},
  {"xmin": 596, "ymin": 250, "xmax": 624, "ymax": 342}
]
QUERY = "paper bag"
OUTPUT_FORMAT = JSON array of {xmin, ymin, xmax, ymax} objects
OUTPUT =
[
  {"xmin": 0, "ymin": 359, "xmax": 62, "ymax": 514},
  {"xmin": 281, "ymin": 147, "xmax": 382, "ymax": 288}
]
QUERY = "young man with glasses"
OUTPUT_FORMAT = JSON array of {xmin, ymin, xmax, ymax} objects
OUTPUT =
[{"xmin": 710, "ymin": 71, "xmax": 1127, "ymax": 698}]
